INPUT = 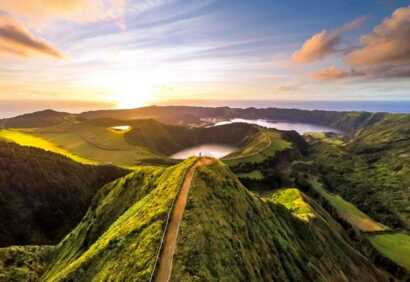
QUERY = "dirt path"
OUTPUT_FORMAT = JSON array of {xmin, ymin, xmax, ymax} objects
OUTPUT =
[{"xmin": 154, "ymin": 157, "xmax": 214, "ymax": 282}]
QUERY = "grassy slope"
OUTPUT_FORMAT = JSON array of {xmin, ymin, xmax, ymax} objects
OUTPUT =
[
  {"xmin": 269, "ymin": 188, "xmax": 316, "ymax": 222},
  {"xmin": 0, "ymin": 129, "xmax": 94, "ymax": 164},
  {"xmin": 369, "ymin": 233, "xmax": 410, "ymax": 271},
  {"xmin": 171, "ymin": 162, "xmax": 384, "ymax": 282},
  {"xmin": 308, "ymin": 178, "xmax": 388, "ymax": 232},
  {"xmin": 309, "ymin": 123, "xmax": 410, "ymax": 229},
  {"xmin": 0, "ymin": 141, "xmax": 128, "ymax": 246},
  {"xmin": 125, "ymin": 120, "xmax": 261, "ymax": 156},
  {"xmin": 223, "ymin": 130, "xmax": 291, "ymax": 167},
  {"xmin": 1, "ymin": 119, "xmax": 274, "ymax": 167},
  {"xmin": 31, "ymin": 120, "xmax": 161, "ymax": 166},
  {"xmin": 237, "ymin": 170, "xmax": 264, "ymax": 180},
  {"xmin": 42, "ymin": 158, "xmax": 196, "ymax": 282},
  {"xmin": 0, "ymin": 246, "xmax": 54, "ymax": 282}
]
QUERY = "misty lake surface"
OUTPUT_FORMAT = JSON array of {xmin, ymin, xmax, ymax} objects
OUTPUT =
[
  {"xmin": 213, "ymin": 119, "xmax": 341, "ymax": 134},
  {"xmin": 110, "ymin": 125, "xmax": 131, "ymax": 131},
  {"xmin": 170, "ymin": 144, "xmax": 237, "ymax": 159}
]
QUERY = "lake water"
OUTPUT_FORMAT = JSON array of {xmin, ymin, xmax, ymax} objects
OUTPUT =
[
  {"xmin": 213, "ymin": 118, "xmax": 341, "ymax": 134},
  {"xmin": 110, "ymin": 125, "xmax": 131, "ymax": 131},
  {"xmin": 170, "ymin": 144, "xmax": 237, "ymax": 159}
]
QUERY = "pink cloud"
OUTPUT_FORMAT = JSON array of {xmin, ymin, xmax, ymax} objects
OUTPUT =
[
  {"xmin": 0, "ymin": 0, "xmax": 126, "ymax": 26},
  {"xmin": 311, "ymin": 65, "xmax": 349, "ymax": 81},
  {"xmin": 0, "ymin": 16, "xmax": 63, "ymax": 59},
  {"xmin": 292, "ymin": 30, "xmax": 339, "ymax": 63},
  {"xmin": 292, "ymin": 17, "xmax": 367, "ymax": 64},
  {"xmin": 346, "ymin": 6, "xmax": 410, "ymax": 66}
]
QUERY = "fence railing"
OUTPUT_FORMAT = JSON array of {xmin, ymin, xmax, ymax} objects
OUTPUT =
[{"xmin": 148, "ymin": 160, "xmax": 197, "ymax": 282}]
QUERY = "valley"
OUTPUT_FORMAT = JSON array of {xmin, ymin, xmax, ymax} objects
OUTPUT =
[{"xmin": 0, "ymin": 106, "xmax": 409, "ymax": 281}]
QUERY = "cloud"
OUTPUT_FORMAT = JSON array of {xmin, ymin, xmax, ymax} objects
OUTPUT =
[
  {"xmin": 292, "ymin": 30, "xmax": 339, "ymax": 63},
  {"xmin": 0, "ymin": 0, "xmax": 126, "ymax": 26},
  {"xmin": 292, "ymin": 17, "xmax": 366, "ymax": 64},
  {"xmin": 275, "ymin": 85, "xmax": 300, "ymax": 92},
  {"xmin": 0, "ymin": 16, "xmax": 63, "ymax": 59},
  {"xmin": 339, "ymin": 16, "xmax": 367, "ymax": 33},
  {"xmin": 311, "ymin": 65, "xmax": 349, "ymax": 81},
  {"xmin": 359, "ymin": 64, "xmax": 410, "ymax": 79},
  {"xmin": 346, "ymin": 6, "xmax": 410, "ymax": 66}
]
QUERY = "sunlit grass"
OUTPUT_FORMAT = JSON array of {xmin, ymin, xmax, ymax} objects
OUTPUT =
[
  {"xmin": 269, "ymin": 188, "xmax": 315, "ymax": 222},
  {"xmin": 224, "ymin": 130, "xmax": 291, "ymax": 166},
  {"xmin": 310, "ymin": 179, "xmax": 388, "ymax": 232},
  {"xmin": 369, "ymin": 233, "xmax": 410, "ymax": 271},
  {"xmin": 0, "ymin": 129, "xmax": 95, "ymax": 165}
]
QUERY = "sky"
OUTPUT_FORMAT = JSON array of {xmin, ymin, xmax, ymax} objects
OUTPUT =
[{"xmin": 0, "ymin": 0, "xmax": 409, "ymax": 113}]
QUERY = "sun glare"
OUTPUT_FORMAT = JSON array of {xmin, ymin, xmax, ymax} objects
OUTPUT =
[
  {"xmin": 85, "ymin": 70, "xmax": 155, "ymax": 109},
  {"xmin": 111, "ymin": 71, "xmax": 155, "ymax": 109},
  {"xmin": 114, "ymin": 82, "xmax": 153, "ymax": 109}
]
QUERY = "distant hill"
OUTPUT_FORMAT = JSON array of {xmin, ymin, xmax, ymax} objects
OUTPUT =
[
  {"xmin": 0, "ymin": 109, "xmax": 73, "ymax": 129},
  {"xmin": 124, "ymin": 119, "xmax": 260, "ymax": 155},
  {"xmin": 0, "ymin": 141, "xmax": 128, "ymax": 247},
  {"xmin": 1, "ymin": 105, "xmax": 390, "ymax": 131}
]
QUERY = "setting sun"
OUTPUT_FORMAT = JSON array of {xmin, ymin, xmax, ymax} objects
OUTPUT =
[{"xmin": 114, "ymin": 82, "xmax": 154, "ymax": 109}]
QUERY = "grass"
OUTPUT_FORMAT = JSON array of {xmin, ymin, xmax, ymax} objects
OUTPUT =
[
  {"xmin": 269, "ymin": 188, "xmax": 315, "ymax": 222},
  {"xmin": 170, "ymin": 161, "xmax": 383, "ymax": 281},
  {"xmin": 31, "ymin": 122, "xmax": 163, "ymax": 166},
  {"xmin": 309, "ymin": 179, "xmax": 388, "ymax": 232},
  {"xmin": 0, "ymin": 245, "xmax": 54, "ymax": 282},
  {"xmin": 304, "ymin": 132, "xmax": 345, "ymax": 146},
  {"xmin": 369, "ymin": 233, "xmax": 410, "ymax": 271},
  {"xmin": 310, "ymin": 133, "xmax": 410, "ymax": 229},
  {"xmin": 224, "ymin": 130, "xmax": 291, "ymax": 166},
  {"xmin": 0, "ymin": 129, "xmax": 95, "ymax": 164},
  {"xmin": 42, "ymin": 158, "xmax": 196, "ymax": 281},
  {"xmin": 237, "ymin": 170, "xmax": 264, "ymax": 180},
  {"xmin": 0, "ymin": 122, "xmax": 164, "ymax": 167}
]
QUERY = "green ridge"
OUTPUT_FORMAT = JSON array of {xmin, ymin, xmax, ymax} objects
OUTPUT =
[
  {"xmin": 41, "ymin": 158, "xmax": 196, "ymax": 281},
  {"xmin": 171, "ymin": 161, "xmax": 384, "ymax": 281}
]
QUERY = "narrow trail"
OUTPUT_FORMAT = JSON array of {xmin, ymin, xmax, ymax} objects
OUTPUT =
[{"xmin": 154, "ymin": 157, "xmax": 215, "ymax": 282}]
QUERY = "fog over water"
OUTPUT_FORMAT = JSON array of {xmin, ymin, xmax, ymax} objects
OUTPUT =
[
  {"xmin": 214, "ymin": 119, "xmax": 341, "ymax": 134},
  {"xmin": 170, "ymin": 144, "xmax": 237, "ymax": 159}
]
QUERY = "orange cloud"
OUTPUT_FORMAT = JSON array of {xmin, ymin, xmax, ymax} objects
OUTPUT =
[
  {"xmin": 346, "ymin": 6, "xmax": 410, "ymax": 66},
  {"xmin": 0, "ymin": 16, "xmax": 63, "ymax": 59},
  {"xmin": 0, "ymin": 0, "xmax": 126, "ymax": 25},
  {"xmin": 292, "ymin": 17, "xmax": 366, "ymax": 64},
  {"xmin": 292, "ymin": 30, "xmax": 339, "ymax": 63},
  {"xmin": 311, "ymin": 65, "xmax": 348, "ymax": 81}
]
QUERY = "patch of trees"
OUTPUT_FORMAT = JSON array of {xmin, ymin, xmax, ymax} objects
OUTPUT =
[{"xmin": 0, "ymin": 141, "xmax": 128, "ymax": 247}]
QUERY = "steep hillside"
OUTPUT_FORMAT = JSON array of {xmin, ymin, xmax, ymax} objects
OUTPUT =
[
  {"xmin": 0, "ymin": 120, "xmax": 161, "ymax": 167},
  {"xmin": 0, "ymin": 157, "xmax": 381, "ymax": 281},
  {"xmin": 224, "ymin": 129, "xmax": 308, "ymax": 191},
  {"xmin": 307, "ymin": 114, "xmax": 410, "ymax": 229},
  {"xmin": 171, "ymin": 161, "xmax": 386, "ymax": 281},
  {"xmin": 0, "ymin": 118, "xmax": 267, "ymax": 166},
  {"xmin": 0, "ymin": 141, "xmax": 128, "ymax": 247},
  {"xmin": 41, "ymin": 159, "xmax": 196, "ymax": 281},
  {"xmin": 125, "ymin": 119, "xmax": 259, "ymax": 156}
]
